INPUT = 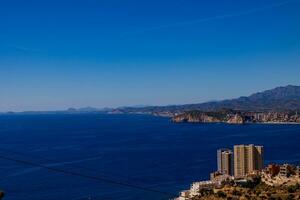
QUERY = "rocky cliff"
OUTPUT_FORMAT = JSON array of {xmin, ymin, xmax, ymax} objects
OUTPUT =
[{"xmin": 172, "ymin": 110, "xmax": 300, "ymax": 124}]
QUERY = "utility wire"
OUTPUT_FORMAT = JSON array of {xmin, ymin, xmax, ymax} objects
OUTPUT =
[
  {"xmin": 0, "ymin": 147, "xmax": 144, "ymax": 184},
  {"xmin": 0, "ymin": 147, "xmax": 174, "ymax": 197},
  {"xmin": 0, "ymin": 153, "xmax": 176, "ymax": 197}
]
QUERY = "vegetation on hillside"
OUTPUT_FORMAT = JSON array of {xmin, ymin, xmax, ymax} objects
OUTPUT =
[{"xmin": 190, "ymin": 182, "xmax": 300, "ymax": 200}]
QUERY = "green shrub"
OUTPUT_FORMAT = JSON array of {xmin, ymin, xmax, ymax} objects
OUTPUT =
[
  {"xmin": 216, "ymin": 191, "xmax": 227, "ymax": 198},
  {"xmin": 286, "ymin": 194, "xmax": 295, "ymax": 200},
  {"xmin": 287, "ymin": 185, "xmax": 297, "ymax": 193},
  {"xmin": 232, "ymin": 189, "xmax": 242, "ymax": 196}
]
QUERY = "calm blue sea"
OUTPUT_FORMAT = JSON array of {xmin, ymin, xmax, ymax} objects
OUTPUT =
[{"xmin": 0, "ymin": 114, "xmax": 299, "ymax": 200}]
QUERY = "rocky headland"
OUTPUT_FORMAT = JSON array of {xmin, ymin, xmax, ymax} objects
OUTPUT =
[{"xmin": 172, "ymin": 110, "xmax": 300, "ymax": 124}]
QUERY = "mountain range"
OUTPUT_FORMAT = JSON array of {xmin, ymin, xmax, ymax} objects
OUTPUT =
[
  {"xmin": 2, "ymin": 85, "xmax": 300, "ymax": 115},
  {"xmin": 112, "ymin": 85, "xmax": 300, "ymax": 115}
]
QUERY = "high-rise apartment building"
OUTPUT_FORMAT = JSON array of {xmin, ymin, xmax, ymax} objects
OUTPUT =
[
  {"xmin": 234, "ymin": 144, "xmax": 264, "ymax": 177},
  {"xmin": 217, "ymin": 149, "xmax": 233, "ymax": 175}
]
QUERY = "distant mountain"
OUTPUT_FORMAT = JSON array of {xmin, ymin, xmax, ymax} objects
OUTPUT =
[
  {"xmin": 1, "ymin": 107, "xmax": 112, "ymax": 115},
  {"xmin": 188, "ymin": 85, "xmax": 300, "ymax": 111},
  {"xmin": 113, "ymin": 85, "xmax": 300, "ymax": 115},
  {"xmin": 67, "ymin": 107, "xmax": 101, "ymax": 112},
  {"xmin": 2, "ymin": 86, "xmax": 300, "ymax": 116}
]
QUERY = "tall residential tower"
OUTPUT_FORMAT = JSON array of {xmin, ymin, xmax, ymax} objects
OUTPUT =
[
  {"xmin": 234, "ymin": 144, "xmax": 264, "ymax": 177},
  {"xmin": 217, "ymin": 149, "xmax": 233, "ymax": 175}
]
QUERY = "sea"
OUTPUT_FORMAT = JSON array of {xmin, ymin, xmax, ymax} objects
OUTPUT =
[{"xmin": 0, "ymin": 113, "xmax": 299, "ymax": 200}]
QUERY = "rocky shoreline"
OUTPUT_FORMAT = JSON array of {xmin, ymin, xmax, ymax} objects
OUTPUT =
[{"xmin": 172, "ymin": 110, "xmax": 300, "ymax": 124}]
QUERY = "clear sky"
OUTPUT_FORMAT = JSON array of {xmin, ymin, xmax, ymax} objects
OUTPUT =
[{"xmin": 1, "ymin": 0, "xmax": 300, "ymax": 111}]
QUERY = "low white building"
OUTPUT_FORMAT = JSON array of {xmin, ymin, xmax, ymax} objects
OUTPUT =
[{"xmin": 176, "ymin": 190, "xmax": 190, "ymax": 200}]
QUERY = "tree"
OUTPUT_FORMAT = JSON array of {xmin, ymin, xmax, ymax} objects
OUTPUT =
[{"xmin": 0, "ymin": 191, "xmax": 4, "ymax": 200}]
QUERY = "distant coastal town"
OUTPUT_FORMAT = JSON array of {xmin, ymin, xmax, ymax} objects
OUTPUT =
[{"xmin": 175, "ymin": 145, "xmax": 300, "ymax": 200}]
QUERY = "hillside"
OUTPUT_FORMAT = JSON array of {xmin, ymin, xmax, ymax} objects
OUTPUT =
[{"xmin": 112, "ymin": 85, "xmax": 300, "ymax": 115}]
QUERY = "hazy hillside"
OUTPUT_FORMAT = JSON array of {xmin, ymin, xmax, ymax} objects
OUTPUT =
[{"xmin": 113, "ymin": 85, "xmax": 300, "ymax": 114}]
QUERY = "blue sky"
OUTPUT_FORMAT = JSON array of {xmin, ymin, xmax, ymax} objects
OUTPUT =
[{"xmin": 1, "ymin": 0, "xmax": 300, "ymax": 111}]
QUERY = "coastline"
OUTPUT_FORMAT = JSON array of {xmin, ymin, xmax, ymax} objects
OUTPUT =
[
  {"xmin": 109, "ymin": 112, "xmax": 300, "ymax": 125},
  {"xmin": 172, "ymin": 121, "xmax": 300, "ymax": 125}
]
